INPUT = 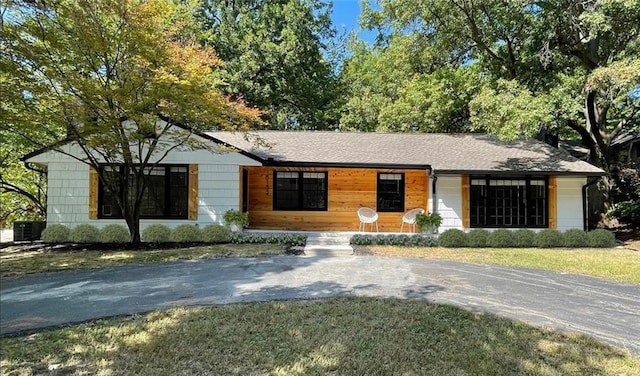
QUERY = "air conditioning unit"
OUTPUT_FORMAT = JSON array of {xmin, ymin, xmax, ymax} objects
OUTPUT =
[{"xmin": 13, "ymin": 221, "xmax": 47, "ymax": 241}]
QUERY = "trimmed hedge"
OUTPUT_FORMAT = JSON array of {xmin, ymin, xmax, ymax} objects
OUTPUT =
[
  {"xmin": 562, "ymin": 229, "xmax": 589, "ymax": 248},
  {"xmin": 350, "ymin": 234, "xmax": 437, "ymax": 247},
  {"xmin": 142, "ymin": 224, "xmax": 172, "ymax": 243},
  {"xmin": 588, "ymin": 229, "xmax": 616, "ymax": 248},
  {"xmin": 231, "ymin": 232, "xmax": 306, "ymax": 246},
  {"xmin": 513, "ymin": 229, "xmax": 536, "ymax": 248},
  {"xmin": 99, "ymin": 224, "xmax": 130, "ymax": 243},
  {"xmin": 171, "ymin": 224, "xmax": 203, "ymax": 243},
  {"xmin": 535, "ymin": 229, "xmax": 563, "ymax": 248},
  {"xmin": 488, "ymin": 229, "xmax": 515, "ymax": 248},
  {"xmin": 70, "ymin": 224, "xmax": 100, "ymax": 243},
  {"xmin": 467, "ymin": 229, "xmax": 490, "ymax": 248},
  {"xmin": 438, "ymin": 229, "xmax": 468, "ymax": 248},
  {"xmin": 41, "ymin": 224, "xmax": 70, "ymax": 243},
  {"xmin": 202, "ymin": 224, "xmax": 231, "ymax": 243}
]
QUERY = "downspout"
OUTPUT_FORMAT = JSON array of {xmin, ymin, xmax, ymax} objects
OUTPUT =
[
  {"xmin": 427, "ymin": 167, "xmax": 437, "ymax": 214},
  {"xmin": 582, "ymin": 176, "xmax": 600, "ymax": 231}
]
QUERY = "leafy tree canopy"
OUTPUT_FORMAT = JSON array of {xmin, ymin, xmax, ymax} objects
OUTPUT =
[{"xmin": 198, "ymin": 0, "xmax": 344, "ymax": 130}]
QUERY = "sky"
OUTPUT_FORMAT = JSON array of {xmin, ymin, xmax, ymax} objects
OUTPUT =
[{"xmin": 330, "ymin": 0, "xmax": 379, "ymax": 44}]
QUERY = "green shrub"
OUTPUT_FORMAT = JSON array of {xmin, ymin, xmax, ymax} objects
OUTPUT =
[
  {"xmin": 142, "ymin": 224, "xmax": 172, "ymax": 243},
  {"xmin": 513, "ymin": 229, "xmax": 536, "ymax": 248},
  {"xmin": 535, "ymin": 229, "xmax": 563, "ymax": 248},
  {"xmin": 467, "ymin": 229, "xmax": 490, "ymax": 247},
  {"xmin": 231, "ymin": 233, "xmax": 307, "ymax": 246},
  {"xmin": 488, "ymin": 229, "xmax": 515, "ymax": 248},
  {"xmin": 562, "ymin": 229, "xmax": 589, "ymax": 248},
  {"xmin": 70, "ymin": 224, "xmax": 100, "ymax": 243},
  {"xmin": 41, "ymin": 224, "xmax": 70, "ymax": 243},
  {"xmin": 606, "ymin": 200, "xmax": 640, "ymax": 228},
  {"xmin": 171, "ymin": 224, "xmax": 202, "ymax": 243},
  {"xmin": 99, "ymin": 224, "xmax": 130, "ymax": 243},
  {"xmin": 202, "ymin": 224, "xmax": 231, "ymax": 243},
  {"xmin": 588, "ymin": 229, "xmax": 616, "ymax": 248},
  {"xmin": 438, "ymin": 229, "xmax": 468, "ymax": 247},
  {"xmin": 349, "ymin": 234, "xmax": 437, "ymax": 247}
]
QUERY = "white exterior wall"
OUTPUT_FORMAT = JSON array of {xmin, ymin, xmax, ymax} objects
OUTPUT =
[
  {"xmin": 30, "ymin": 143, "xmax": 260, "ymax": 231},
  {"xmin": 429, "ymin": 174, "xmax": 587, "ymax": 232},
  {"xmin": 428, "ymin": 175, "xmax": 463, "ymax": 231},
  {"xmin": 556, "ymin": 176, "xmax": 587, "ymax": 231}
]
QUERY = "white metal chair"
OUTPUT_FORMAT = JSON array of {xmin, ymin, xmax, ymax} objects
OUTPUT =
[
  {"xmin": 357, "ymin": 207, "xmax": 379, "ymax": 232},
  {"xmin": 401, "ymin": 208, "xmax": 425, "ymax": 233}
]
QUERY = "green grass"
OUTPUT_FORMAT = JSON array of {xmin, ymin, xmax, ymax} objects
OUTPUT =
[
  {"xmin": 368, "ymin": 246, "xmax": 640, "ymax": 284},
  {"xmin": 1, "ymin": 298, "xmax": 638, "ymax": 375},
  {"xmin": 0, "ymin": 244, "xmax": 287, "ymax": 278}
]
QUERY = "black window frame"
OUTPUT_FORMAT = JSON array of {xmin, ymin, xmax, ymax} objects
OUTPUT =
[
  {"xmin": 377, "ymin": 172, "xmax": 405, "ymax": 213},
  {"xmin": 273, "ymin": 171, "xmax": 328, "ymax": 211},
  {"xmin": 97, "ymin": 164, "xmax": 189, "ymax": 219},
  {"xmin": 470, "ymin": 175, "xmax": 548, "ymax": 228}
]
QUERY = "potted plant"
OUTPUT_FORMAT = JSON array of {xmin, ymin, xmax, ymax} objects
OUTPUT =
[
  {"xmin": 223, "ymin": 209, "xmax": 249, "ymax": 232},
  {"xmin": 416, "ymin": 212, "xmax": 443, "ymax": 234}
]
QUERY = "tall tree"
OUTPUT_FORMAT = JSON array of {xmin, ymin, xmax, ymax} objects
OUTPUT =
[
  {"xmin": 361, "ymin": 0, "xmax": 640, "ymax": 207},
  {"xmin": 2, "ymin": 0, "xmax": 261, "ymax": 242},
  {"xmin": 198, "ymin": 0, "xmax": 343, "ymax": 130}
]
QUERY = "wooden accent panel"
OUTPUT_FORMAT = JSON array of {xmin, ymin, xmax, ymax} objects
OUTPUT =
[
  {"xmin": 548, "ymin": 176, "xmax": 557, "ymax": 229},
  {"xmin": 88, "ymin": 167, "xmax": 98, "ymax": 220},
  {"xmin": 188, "ymin": 164, "xmax": 198, "ymax": 220},
  {"xmin": 461, "ymin": 175, "xmax": 470, "ymax": 228},
  {"xmin": 245, "ymin": 167, "xmax": 428, "ymax": 231}
]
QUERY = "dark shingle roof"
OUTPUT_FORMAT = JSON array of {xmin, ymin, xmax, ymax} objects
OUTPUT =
[{"xmin": 207, "ymin": 131, "xmax": 604, "ymax": 175}]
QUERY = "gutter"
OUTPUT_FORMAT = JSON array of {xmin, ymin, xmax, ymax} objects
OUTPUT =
[{"xmin": 582, "ymin": 177, "xmax": 600, "ymax": 231}]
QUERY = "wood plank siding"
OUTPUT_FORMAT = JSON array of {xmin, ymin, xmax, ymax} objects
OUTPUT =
[{"xmin": 244, "ymin": 167, "xmax": 429, "ymax": 231}]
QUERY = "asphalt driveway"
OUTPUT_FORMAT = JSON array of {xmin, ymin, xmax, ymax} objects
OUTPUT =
[{"xmin": 1, "ymin": 255, "xmax": 639, "ymax": 354}]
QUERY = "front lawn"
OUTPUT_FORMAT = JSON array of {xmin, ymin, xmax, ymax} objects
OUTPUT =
[
  {"xmin": 1, "ymin": 297, "xmax": 638, "ymax": 375},
  {"xmin": 0, "ymin": 243, "xmax": 288, "ymax": 278},
  {"xmin": 366, "ymin": 246, "xmax": 640, "ymax": 284}
]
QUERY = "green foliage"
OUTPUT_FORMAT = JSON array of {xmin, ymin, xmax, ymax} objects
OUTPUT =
[
  {"xmin": 199, "ymin": 0, "xmax": 342, "ymax": 130},
  {"xmin": 562, "ymin": 229, "xmax": 590, "ymax": 248},
  {"xmin": 170, "ymin": 225, "xmax": 203, "ymax": 243},
  {"xmin": 202, "ymin": 224, "xmax": 231, "ymax": 243},
  {"xmin": 607, "ymin": 200, "xmax": 640, "ymax": 228},
  {"xmin": 535, "ymin": 230, "xmax": 564, "ymax": 248},
  {"xmin": 487, "ymin": 229, "xmax": 516, "ymax": 248},
  {"xmin": 70, "ymin": 224, "xmax": 100, "ymax": 243},
  {"xmin": 415, "ymin": 212, "xmax": 443, "ymax": 232},
  {"xmin": 588, "ymin": 229, "xmax": 617, "ymax": 248},
  {"xmin": 142, "ymin": 224, "xmax": 172, "ymax": 243},
  {"xmin": 223, "ymin": 210, "xmax": 249, "ymax": 227},
  {"xmin": 438, "ymin": 229, "xmax": 468, "ymax": 248},
  {"xmin": 467, "ymin": 229, "xmax": 490, "ymax": 248},
  {"xmin": 350, "ymin": 234, "xmax": 437, "ymax": 247},
  {"xmin": 41, "ymin": 224, "xmax": 70, "ymax": 243},
  {"xmin": 230, "ymin": 233, "xmax": 307, "ymax": 246},
  {"xmin": 513, "ymin": 229, "xmax": 536, "ymax": 248},
  {"xmin": 99, "ymin": 224, "xmax": 130, "ymax": 243}
]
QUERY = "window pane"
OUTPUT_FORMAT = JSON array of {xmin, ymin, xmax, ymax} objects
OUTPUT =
[
  {"xmin": 377, "ymin": 173, "xmax": 404, "ymax": 212},
  {"xmin": 302, "ymin": 172, "xmax": 326, "ymax": 209},
  {"xmin": 471, "ymin": 177, "xmax": 547, "ymax": 228},
  {"xmin": 275, "ymin": 172, "xmax": 300, "ymax": 210},
  {"xmin": 169, "ymin": 167, "xmax": 188, "ymax": 217},
  {"xmin": 138, "ymin": 169, "xmax": 165, "ymax": 217},
  {"xmin": 100, "ymin": 167, "xmax": 122, "ymax": 217}
]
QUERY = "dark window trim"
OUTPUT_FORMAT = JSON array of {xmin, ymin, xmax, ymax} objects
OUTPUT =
[
  {"xmin": 376, "ymin": 172, "xmax": 405, "ymax": 213},
  {"xmin": 272, "ymin": 170, "xmax": 328, "ymax": 211},
  {"xmin": 469, "ymin": 175, "xmax": 549, "ymax": 228},
  {"xmin": 97, "ymin": 164, "xmax": 189, "ymax": 219}
]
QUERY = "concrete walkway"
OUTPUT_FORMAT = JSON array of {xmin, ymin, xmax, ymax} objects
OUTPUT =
[{"xmin": 1, "ymin": 256, "xmax": 639, "ymax": 354}]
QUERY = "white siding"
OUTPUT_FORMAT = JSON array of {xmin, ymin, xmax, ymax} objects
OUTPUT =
[
  {"xmin": 428, "ymin": 175, "xmax": 463, "ymax": 231},
  {"xmin": 35, "ymin": 142, "xmax": 260, "ymax": 231},
  {"xmin": 556, "ymin": 176, "xmax": 587, "ymax": 231}
]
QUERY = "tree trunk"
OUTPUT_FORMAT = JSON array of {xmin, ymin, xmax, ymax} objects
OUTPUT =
[{"xmin": 124, "ymin": 214, "xmax": 141, "ymax": 244}]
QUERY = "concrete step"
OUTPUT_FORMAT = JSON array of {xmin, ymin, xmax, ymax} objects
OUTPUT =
[
  {"xmin": 303, "ymin": 245, "xmax": 354, "ymax": 257},
  {"xmin": 305, "ymin": 237, "xmax": 351, "ymax": 246}
]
